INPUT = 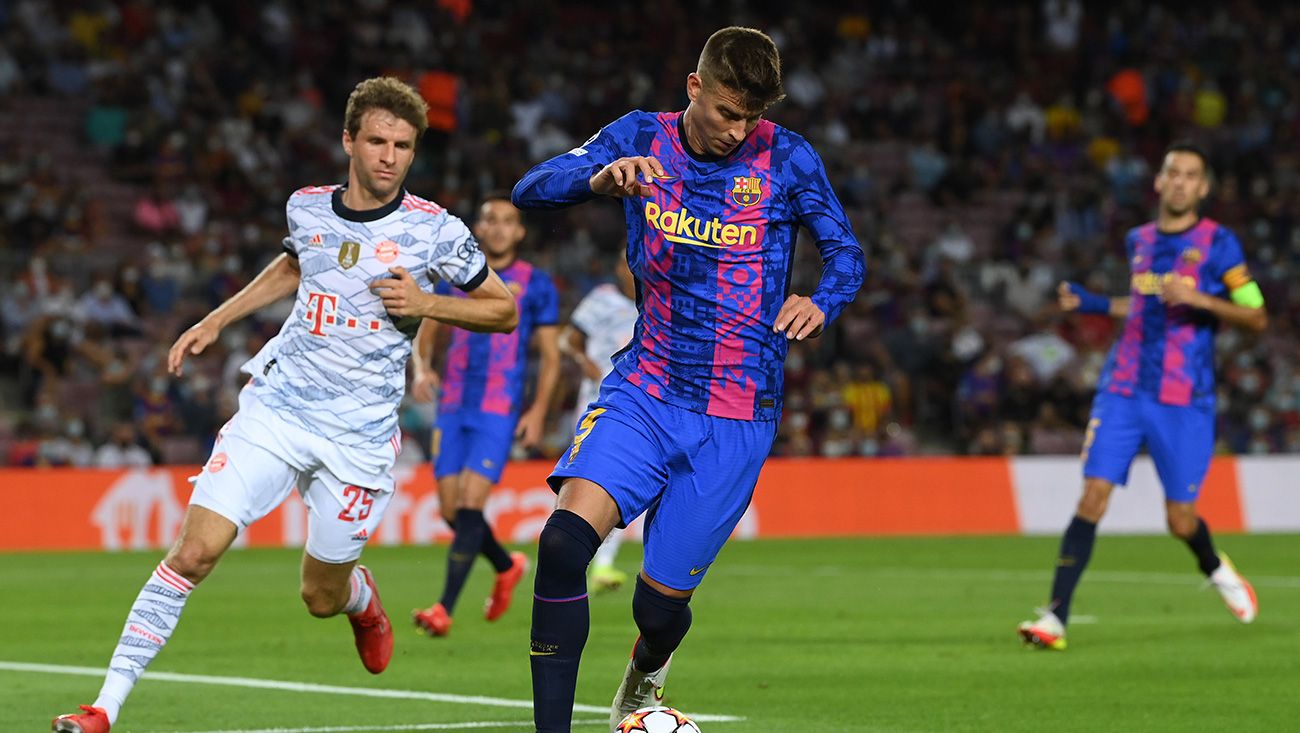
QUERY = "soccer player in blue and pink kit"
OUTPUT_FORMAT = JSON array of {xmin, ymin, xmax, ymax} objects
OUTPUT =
[
  {"xmin": 511, "ymin": 27, "xmax": 865, "ymax": 731},
  {"xmin": 409, "ymin": 193, "xmax": 560, "ymax": 637},
  {"xmin": 1019, "ymin": 143, "xmax": 1266, "ymax": 651}
]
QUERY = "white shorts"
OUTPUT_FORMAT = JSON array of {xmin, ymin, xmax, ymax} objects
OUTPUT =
[{"xmin": 190, "ymin": 390, "xmax": 397, "ymax": 564}]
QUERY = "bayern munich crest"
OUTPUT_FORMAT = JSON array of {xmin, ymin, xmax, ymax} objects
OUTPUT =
[{"xmin": 732, "ymin": 175, "xmax": 763, "ymax": 207}]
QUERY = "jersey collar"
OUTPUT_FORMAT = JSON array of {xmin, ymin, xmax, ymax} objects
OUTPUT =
[{"xmin": 332, "ymin": 186, "xmax": 405, "ymax": 222}]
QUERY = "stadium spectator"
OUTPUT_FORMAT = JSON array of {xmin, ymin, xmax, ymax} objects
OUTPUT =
[{"xmin": 1, "ymin": 0, "xmax": 1297, "ymax": 465}]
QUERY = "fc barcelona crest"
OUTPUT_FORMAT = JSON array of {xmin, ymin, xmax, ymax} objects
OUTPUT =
[
  {"xmin": 339, "ymin": 241, "xmax": 361, "ymax": 269},
  {"xmin": 732, "ymin": 175, "xmax": 763, "ymax": 207}
]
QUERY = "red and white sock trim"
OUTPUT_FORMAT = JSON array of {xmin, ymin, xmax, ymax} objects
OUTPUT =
[{"xmin": 155, "ymin": 562, "xmax": 195, "ymax": 594}]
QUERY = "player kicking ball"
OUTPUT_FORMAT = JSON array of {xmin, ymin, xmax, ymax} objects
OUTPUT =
[
  {"xmin": 1019, "ymin": 143, "xmax": 1265, "ymax": 651},
  {"xmin": 53, "ymin": 77, "xmax": 517, "ymax": 732},
  {"xmin": 513, "ymin": 27, "xmax": 864, "ymax": 732}
]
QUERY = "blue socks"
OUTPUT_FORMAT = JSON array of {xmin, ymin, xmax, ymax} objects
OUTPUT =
[
  {"xmin": 631, "ymin": 575, "xmax": 692, "ymax": 673},
  {"xmin": 1185, "ymin": 517, "xmax": 1222, "ymax": 576},
  {"xmin": 440, "ymin": 508, "xmax": 486, "ymax": 614},
  {"xmin": 530, "ymin": 510, "xmax": 601, "ymax": 733},
  {"xmin": 1049, "ymin": 515, "xmax": 1097, "ymax": 625}
]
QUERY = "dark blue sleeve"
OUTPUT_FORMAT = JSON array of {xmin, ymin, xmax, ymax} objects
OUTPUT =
[
  {"xmin": 786, "ymin": 137, "xmax": 865, "ymax": 327},
  {"xmin": 511, "ymin": 111, "xmax": 638, "ymax": 210},
  {"xmin": 1205, "ymin": 226, "xmax": 1249, "ymax": 298},
  {"xmin": 531, "ymin": 270, "xmax": 560, "ymax": 326}
]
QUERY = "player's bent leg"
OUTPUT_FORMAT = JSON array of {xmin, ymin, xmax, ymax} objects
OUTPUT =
[
  {"xmin": 610, "ymin": 573, "xmax": 692, "ymax": 729},
  {"xmin": 532, "ymin": 479, "xmax": 619, "ymax": 733},
  {"xmin": 300, "ymin": 474, "xmax": 394, "ymax": 673},
  {"xmin": 60, "ymin": 505, "xmax": 238, "ymax": 728},
  {"xmin": 1166, "ymin": 503, "xmax": 1260, "ymax": 623}
]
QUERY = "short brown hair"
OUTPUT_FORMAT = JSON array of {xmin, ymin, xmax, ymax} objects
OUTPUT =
[
  {"xmin": 343, "ymin": 77, "xmax": 429, "ymax": 139},
  {"xmin": 697, "ymin": 27, "xmax": 785, "ymax": 113}
]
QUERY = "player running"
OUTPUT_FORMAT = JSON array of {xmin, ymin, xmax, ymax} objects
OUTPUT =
[
  {"xmin": 1019, "ymin": 143, "xmax": 1266, "ymax": 651},
  {"xmin": 511, "ymin": 27, "xmax": 865, "ymax": 732},
  {"xmin": 560, "ymin": 255, "xmax": 639, "ymax": 593},
  {"xmin": 409, "ymin": 193, "xmax": 560, "ymax": 637},
  {"xmin": 53, "ymin": 77, "xmax": 517, "ymax": 733}
]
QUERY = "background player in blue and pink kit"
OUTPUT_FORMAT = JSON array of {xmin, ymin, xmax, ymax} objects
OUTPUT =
[
  {"xmin": 409, "ymin": 193, "xmax": 560, "ymax": 638},
  {"xmin": 511, "ymin": 27, "xmax": 865, "ymax": 731},
  {"xmin": 1019, "ymin": 143, "xmax": 1268, "ymax": 651}
]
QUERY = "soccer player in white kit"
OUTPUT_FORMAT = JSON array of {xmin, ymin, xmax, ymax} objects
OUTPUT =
[
  {"xmin": 53, "ymin": 77, "xmax": 518, "ymax": 733},
  {"xmin": 559, "ymin": 255, "xmax": 638, "ymax": 592}
]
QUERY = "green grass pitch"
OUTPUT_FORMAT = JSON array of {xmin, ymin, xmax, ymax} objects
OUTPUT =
[{"xmin": 5, "ymin": 534, "xmax": 1297, "ymax": 731}]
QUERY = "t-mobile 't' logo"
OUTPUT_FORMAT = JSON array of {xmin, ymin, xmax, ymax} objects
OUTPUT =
[{"xmin": 304, "ymin": 291, "xmax": 339, "ymax": 337}]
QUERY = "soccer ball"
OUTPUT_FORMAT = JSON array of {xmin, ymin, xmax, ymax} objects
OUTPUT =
[{"xmin": 615, "ymin": 706, "xmax": 702, "ymax": 732}]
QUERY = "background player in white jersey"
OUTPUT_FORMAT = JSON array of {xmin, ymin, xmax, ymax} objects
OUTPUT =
[
  {"xmin": 53, "ymin": 77, "xmax": 518, "ymax": 733},
  {"xmin": 559, "ymin": 255, "xmax": 638, "ymax": 592}
]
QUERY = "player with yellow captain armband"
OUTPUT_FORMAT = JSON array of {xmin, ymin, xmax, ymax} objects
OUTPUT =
[{"xmin": 1020, "ymin": 142, "xmax": 1266, "ymax": 651}]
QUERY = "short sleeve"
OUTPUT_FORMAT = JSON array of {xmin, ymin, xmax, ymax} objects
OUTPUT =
[
  {"xmin": 1207, "ymin": 227, "xmax": 1250, "ymax": 290},
  {"xmin": 426, "ymin": 215, "xmax": 489, "ymax": 291}
]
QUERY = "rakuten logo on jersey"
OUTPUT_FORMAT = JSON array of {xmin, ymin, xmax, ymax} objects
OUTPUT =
[{"xmin": 304, "ymin": 291, "xmax": 383, "ymax": 337}]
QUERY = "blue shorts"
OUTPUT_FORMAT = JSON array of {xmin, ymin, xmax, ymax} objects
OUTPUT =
[
  {"xmin": 1082, "ymin": 391, "xmax": 1215, "ymax": 503},
  {"xmin": 432, "ymin": 409, "xmax": 516, "ymax": 484},
  {"xmin": 548, "ymin": 373, "xmax": 778, "ymax": 591}
]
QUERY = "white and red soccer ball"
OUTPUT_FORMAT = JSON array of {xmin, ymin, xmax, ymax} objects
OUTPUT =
[{"xmin": 615, "ymin": 706, "xmax": 702, "ymax": 733}]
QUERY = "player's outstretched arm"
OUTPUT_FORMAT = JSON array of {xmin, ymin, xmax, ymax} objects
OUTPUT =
[
  {"xmin": 372, "ymin": 265, "xmax": 518, "ymax": 333},
  {"xmin": 1058, "ymin": 281, "xmax": 1129, "ymax": 318},
  {"xmin": 168, "ymin": 254, "xmax": 300, "ymax": 376},
  {"xmin": 512, "ymin": 112, "xmax": 641, "ymax": 209}
]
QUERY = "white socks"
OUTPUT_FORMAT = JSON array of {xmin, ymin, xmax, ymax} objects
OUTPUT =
[
  {"xmin": 94, "ymin": 562, "xmax": 194, "ymax": 723},
  {"xmin": 343, "ymin": 567, "xmax": 373, "ymax": 616}
]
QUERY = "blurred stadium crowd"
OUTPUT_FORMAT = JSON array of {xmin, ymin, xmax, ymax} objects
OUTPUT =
[{"xmin": 2, "ymin": 0, "xmax": 1298, "ymax": 467}]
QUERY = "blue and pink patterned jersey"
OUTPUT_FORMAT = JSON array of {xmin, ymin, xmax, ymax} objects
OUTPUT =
[
  {"xmin": 438, "ymin": 258, "xmax": 559, "ymax": 417},
  {"xmin": 1098, "ymin": 218, "xmax": 1254, "ymax": 409},
  {"xmin": 512, "ymin": 111, "xmax": 865, "ymax": 421}
]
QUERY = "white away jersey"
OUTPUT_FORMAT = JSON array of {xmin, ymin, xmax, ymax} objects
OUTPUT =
[
  {"xmin": 570, "ymin": 282, "xmax": 637, "ymax": 411},
  {"xmin": 245, "ymin": 185, "xmax": 487, "ymax": 450}
]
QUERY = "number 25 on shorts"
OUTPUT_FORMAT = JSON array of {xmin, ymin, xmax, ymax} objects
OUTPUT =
[{"xmin": 338, "ymin": 485, "xmax": 375, "ymax": 522}]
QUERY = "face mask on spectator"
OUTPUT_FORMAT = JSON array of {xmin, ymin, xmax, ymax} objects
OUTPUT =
[
  {"xmin": 788, "ymin": 412, "xmax": 809, "ymax": 431},
  {"xmin": 829, "ymin": 409, "xmax": 851, "ymax": 431},
  {"xmin": 94, "ymin": 281, "xmax": 112, "ymax": 299},
  {"xmin": 66, "ymin": 419, "xmax": 85, "ymax": 439},
  {"xmin": 150, "ymin": 377, "xmax": 169, "ymax": 395},
  {"xmin": 1239, "ymin": 373, "xmax": 1261, "ymax": 394},
  {"xmin": 1249, "ymin": 408, "xmax": 1271, "ymax": 432}
]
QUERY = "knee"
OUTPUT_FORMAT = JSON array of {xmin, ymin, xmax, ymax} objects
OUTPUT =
[
  {"xmin": 164, "ymin": 541, "xmax": 222, "ymax": 584},
  {"xmin": 537, "ymin": 511, "xmax": 601, "ymax": 578},
  {"xmin": 1167, "ymin": 512, "xmax": 1198, "ymax": 540},
  {"xmin": 632, "ymin": 576, "xmax": 692, "ymax": 645},
  {"xmin": 300, "ymin": 583, "xmax": 345, "ymax": 618}
]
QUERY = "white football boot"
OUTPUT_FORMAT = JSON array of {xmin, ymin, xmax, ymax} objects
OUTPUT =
[
  {"xmin": 610, "ymin": 654, "xmax": 672, "ymax": 731},
  {"xmin": 1017, "ymin": 608, "xmax": 1067, "ymax": 650},
  {"xmin": 1209, "ymin": 553, "xmax": 1258, "ymax": 623}
]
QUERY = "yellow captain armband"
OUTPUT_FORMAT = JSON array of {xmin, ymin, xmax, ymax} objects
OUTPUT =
[{"xmin": 1229, "ymin": 281, "xmax": 1265, "ymax": 309}]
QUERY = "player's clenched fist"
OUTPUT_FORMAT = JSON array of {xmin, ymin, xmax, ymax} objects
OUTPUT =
[
  {"xmin": 590, "ymin": 156, "xmax": 667, "ymax": 198},
  {"xmin": 370, "ymin": 265, "xmax": 429, "ymax": 317}
]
